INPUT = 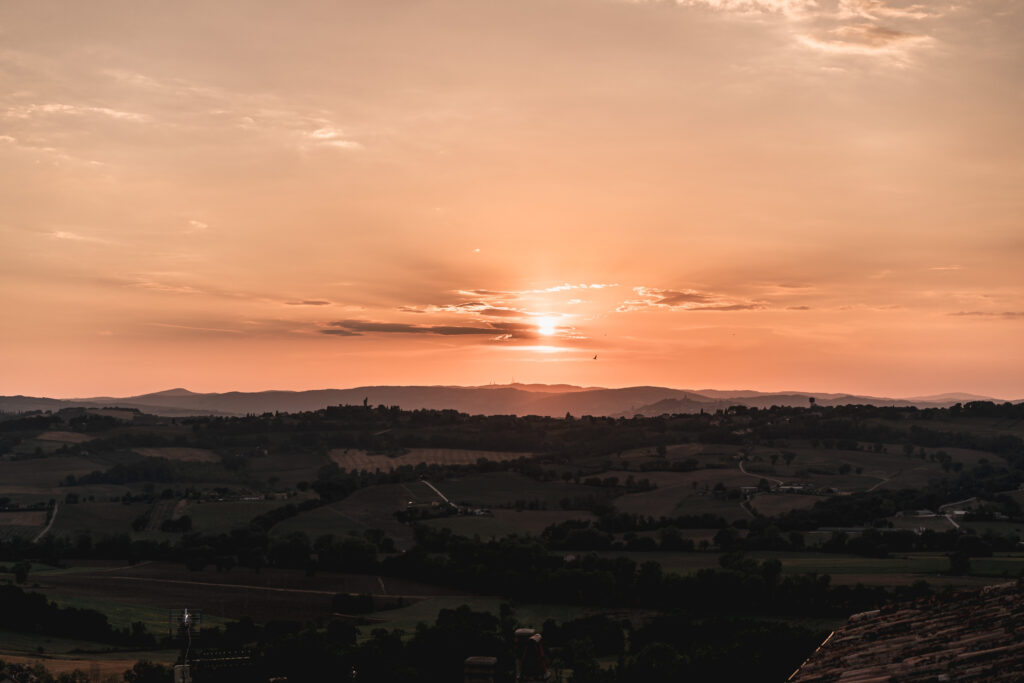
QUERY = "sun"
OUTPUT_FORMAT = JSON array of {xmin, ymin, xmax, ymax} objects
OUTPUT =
[{"xmin": 536, "ymin": 316, "xmax": 558, "ymax": 336}]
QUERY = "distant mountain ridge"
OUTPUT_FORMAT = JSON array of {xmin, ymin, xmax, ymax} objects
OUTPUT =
[{"xmin": 0, "ymin": 384, "xmax": 1015, "ymax": 418}]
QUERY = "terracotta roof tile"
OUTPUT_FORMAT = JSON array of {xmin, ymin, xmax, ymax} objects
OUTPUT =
[{"xmin": 789, "ymin": 581, "xmax": 1024, "ymax": 683}]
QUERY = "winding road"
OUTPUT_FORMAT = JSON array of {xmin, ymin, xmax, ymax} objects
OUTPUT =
[
  {"xmin": 32, "ymin": 501, "xmax": 58, "ymax": 543},
  {"xmin": 737, "ymin": 461, "xmax": 783, "ymax": 487}
]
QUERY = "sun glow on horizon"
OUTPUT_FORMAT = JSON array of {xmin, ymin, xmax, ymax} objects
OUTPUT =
[{"xmin": 536, "ymin": 316, "xmax": 558, "ymax": 336}]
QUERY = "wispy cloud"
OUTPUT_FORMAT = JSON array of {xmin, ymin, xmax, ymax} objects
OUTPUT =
[
  {"xmin": 639, "ymin": 0, "xmax": 944, "ymax": 63},
  {"xmin": 304, "ymin": 126, "xmax": 362, "ymax": 150},
  {"xmin": 667, "ymin": 0, "xmax": 818, "ymax": 17},
  {"xmin": 399, "ymin": 301, "xmax": 527, "ymax": 317},
  {"xmin": 148, "ymin": 322, "xmax": 242, "ymax": 334},
  {"xmin": 48, "ymin": 230, "xmax": 110, "ymax": 244},
  {"xmin": 322, "ymin": 319, "xmax": 551, "ymax": 342},
  {"xmin": 286, "ymin": 300, "xmax": 332, "ymax": 306},
  {"xmin": 131, "ymin": 279, "xmax": 203, "ymax": 295},
  {"xmin": 4, "ymin": 103, "xmax": 149, "ymax": 122},
  {"xmin": 456, "ymin": 283, "xmax": 619, "ymax": 299},
  {"xmin": 617, "ymin": 286, "xmax": 766, "ymax": 312},
  {"xmin": 837, "ymin": 0, "xmax": 946, "ymax": 21},
  {"xmin": 797, "ymin": 22, "xmax": 933, "ymax": 59},
  {"xmin": 948, "ymin": 311, "xmax": 1024, "ymax": 318}
]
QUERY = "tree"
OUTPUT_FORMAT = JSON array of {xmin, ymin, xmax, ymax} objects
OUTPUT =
[
  {"xmin": 13, "ymin": 561, "xmax": 30, "ymax": 584},
  {"xmin": 948, "ymin": 551, "xmax": 971, "ymax": 576},
  {"xmin": 123, "ymin": 661, "xmax": 172, "ymax": 683}
]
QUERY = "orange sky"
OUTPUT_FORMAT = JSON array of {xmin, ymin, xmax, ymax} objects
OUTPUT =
[{"xmin": 2, "ymin": 0, "xmax": 1022, "ymax": 399}]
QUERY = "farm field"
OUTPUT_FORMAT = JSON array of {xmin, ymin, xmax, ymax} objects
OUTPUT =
[
  {"xmin": 958, "ymin": 520, "xmax": 1024, "ymax": 536},
  {"xmin": 186, "ymin": 499, "xmax": 291, "ymax": 534},
  {"xmin": 270, "ymin": 480, "xmax": 450, "ymax": 545},
  {"xmin": 247, "ymin": 451, "xmax": 330, "ymax": 487},
  {"xmin": 0, "ymin": 510, "xmax": 47, "ymax": 541},
  {"xmin": 433, "ymin": 472, "xmax": 603, "ymax": 508},
  {"xmin": 740, "ymin": 445, "xmax": 983, "ymax": 492},
  {"xmin": 0, "ymin": 652, "xmax": 176, "ymax": 680},
  {"xmin": 888, "ymin": 515, "xmax": 957, "ymax": 532},
  {"xmin": 750, "ymin": 493, "xmax": 826, "ymax": 517},
  {"xmin": 33, "ymin": 561, "xmax": 469, "ymax": 625},
  {"xmin": 582, "ymin": 550, "xmax": 1024, "ymax": 587},
  {"xmin": 50, "ymin": 501, "xmax": 149, "ymax": 539},
  {"xmin": 0, "ymin": 456, "xmax": 105, "ymax": 492},
  {"xmin": 363, "ymin": 596, "xmax": 595, "ymax": 639},
  {"xmin": 132, "ymin": 447, "xmax": 218, "ymax": 462},
  {"xmin": 0, "ymin": 510, "xmax": 47, "ymax": 526},
  {"xmin": 611, "ymin": 469, "xmax": 752, "ymax": 520},
  {"xmin": 36, "ymin": 431, "xmax": 95, "ymax": 444},
  {"xmin": 0, "ymin": 630, "xmax": 176, "ymax": 678},
  {"xmin": 422, "ymin": 509, "xmax": 596, "ymax": 539},
  {"xmin": 329, "ymin": 448, "xmax": 530, "ymax": 472}
]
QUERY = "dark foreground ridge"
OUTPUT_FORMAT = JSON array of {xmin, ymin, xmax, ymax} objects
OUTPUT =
[{"xmin": 789, "ymin": 580, "xmax": 1024, "ymax": 682}]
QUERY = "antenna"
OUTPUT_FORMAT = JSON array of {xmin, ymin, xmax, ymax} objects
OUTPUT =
[{"xmin": 171, "ymin": 607, "xmax": 199, "ymax": 683}]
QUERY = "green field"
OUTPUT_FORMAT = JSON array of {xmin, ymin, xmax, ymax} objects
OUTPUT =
[
  {"xmin": 50, "ymin": 501, "xmax": 148, "ymax": 539},
  {"xmin": 247, "ymin": 451, "xmax": 331, "ymax": 487},
  {"xmin": 422, "ymin": 509, "xmax": 596, "ymax": 539},
  {"xmin": 750, "ymin": 494, "xmax": 827, "ymax": 517},
  {"xmin": 358, "ymin": 596, "xmax": 598, "ymax": 640},
  {"xmin": 436, "ymin": 472, "xmax": 606, "ymax": 508},
  {"xmin": 187, "ymin": 499, "xmax": 291, "ymax": 534},
  {"xmin": 612, "ymin": 469, "xmax": 752, "ymax": 521},
  {"xmin": 271, "ymin": 481, "xmax": 438, "ymax": 545},
  {"xmin": 579, "ymin": 550, "xmax": 1024, "ymax": 586},
  {"xmin": 958, "ymin": 520, "xmax": 1024, "ymax": 536},
  {"xmin": 33, "ymin": 590, "xmax": 232, "ymax": 636},
  {"xmin": 0, "ymin": 456, "xmax": 105, "ymax": 491}
]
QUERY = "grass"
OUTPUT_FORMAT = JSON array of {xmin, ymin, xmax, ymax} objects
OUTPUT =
[
  {"xmin": 889, "ymin": 516, "xmax": 956, "ymax": 532},
  {"xmin": 750, "ymin": 494, "xmax": 826, "ymax": 517},
  {"xmin": 612, "ymin": 474, "xmax": 751, "ymax": 521},
  {"xmin": 50, "ymin": 501, "xmax": 149, "ymax": 539},
  {"xmin": 0, "ymin": 510, "xmax": 47, "ymax": 526},
  {"xmin": 32, "ymin": 591, "xmax": 232, "ymax": 636},
  {"xmin": 270, "ymin": 502, "xmax": 368, "ymax": 539},
  {"xmin": 0, "ymin": 456, "xmax": 106, "ymax": 490},
  {"xmin": 0, "ymin": 526, "xmax": 45, "ymax": 541},
  {"xmin": 958, "ymin": 520, "xmax": 1024, "ymax": 536},
  {"xmin": 0, "ymin": 629, "xmax": 112, "ymax": 655},
  {"xmin": 271, "ymin": 482, "xmax": 430, "ymax": 546},
  {"xmin": 421, "ymin": 510, "xmax": 596, "ymax": 539},
  {"xmin": 187, "ymin": 500, "xmax": 286, "ymax": 534},
  {"xmin": 436, "ymin": 472, "xmax": 601, "ymax": 508},
  {"xmin": 132, "ymin": 447, "xmax": 218, "ymax": 463},
  {"xmin": 358, "ymin": 596, "xmax": 593, "ymax": 639},
  {"xmin": 969, "ymin": 554, "xmax": 1024, "ymax": 577},
  {"xmin": 247, "ymin": 451, "xmax": 331, "ymax": 487},
  {"xmin": 575, "ymin": 550, "xmax": 1018, "ymax": 587},
  {"xmin": 36, "ymin": 431, "xmax": 95, "ymax": 444},
  {"xmin": 330, "ymin": 448, "xmax": 530, "ymax": 473}
]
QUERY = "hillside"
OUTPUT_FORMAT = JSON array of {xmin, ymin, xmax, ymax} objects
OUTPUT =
[{"xmin": 1, "ymin": 384, "xmax": 1011, "ymax": 418}]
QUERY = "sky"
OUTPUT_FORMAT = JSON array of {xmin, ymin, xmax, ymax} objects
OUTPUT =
[{"xmin": 2, "ymin": 0, "xmax": 1022, "ymax": 399}]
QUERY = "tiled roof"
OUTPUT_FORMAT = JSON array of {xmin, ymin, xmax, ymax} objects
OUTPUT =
[{"xmin": 789, "ymin": 581, "xmax": 1024, "ymax": 682}]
